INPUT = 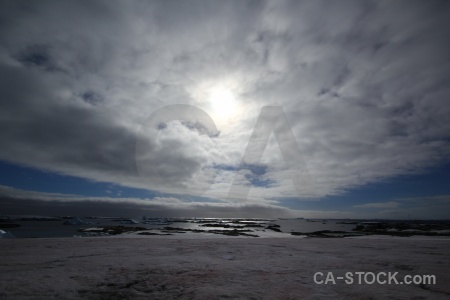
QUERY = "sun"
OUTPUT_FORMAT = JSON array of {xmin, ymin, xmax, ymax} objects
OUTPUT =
[
  {"xmin": 189, "ymin": 78, "xmax": 243, "ymax": 125},
  {"xmin": 206, "ymin": 85, "xmax": 241, "ymax": 123}
]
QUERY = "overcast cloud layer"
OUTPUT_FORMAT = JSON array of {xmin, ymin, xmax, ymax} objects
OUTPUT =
[{"xmin": 1, "ymin": 0, "xmax": 450, "ymax": 217}]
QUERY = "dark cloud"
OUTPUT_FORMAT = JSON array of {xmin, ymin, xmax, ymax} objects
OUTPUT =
[
  {"xmin": 17, "ymin": 45, "xmax": 52, "ymax": 69},
  {"xmin": 3, "ymin": 185, "xmax": 449, "ymax": 219},
  {"xmin": 0, "ymin": 186, "xmax": 294, "ymax": 218},
  {"xmin": 0, "ymin": 64, "xmax": 138, "ymax": 181},
  {"xmin": 81, "ymin": 91, "xmax": 103, "ymax": 105}
]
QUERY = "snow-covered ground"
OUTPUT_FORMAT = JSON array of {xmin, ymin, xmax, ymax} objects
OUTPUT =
[{"xmin": 0, "ymin": 236, "xmax": 449, "ymax": 299}]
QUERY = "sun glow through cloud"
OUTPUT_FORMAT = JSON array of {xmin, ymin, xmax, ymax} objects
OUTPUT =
[
  {"xmin": 209, "ymin": 86, "xmax": 238, "ymax": 120},
  {"xmin": 191, "ymin": 79, "xmax": 243, "ymax": 126}
]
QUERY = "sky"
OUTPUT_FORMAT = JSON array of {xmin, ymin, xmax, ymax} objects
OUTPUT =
[{"xmin": 1, "ymin": 0, "xmax": 450, "ymax": 219}]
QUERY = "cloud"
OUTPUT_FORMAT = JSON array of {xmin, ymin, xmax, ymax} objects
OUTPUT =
[
  {"xmin": 0, "ymin": 185, "xmax": 299, "ymax": 218},
  {"xmin": 0, "ymin": 0, "xmax": 449, "ymax": 209},
  {"xmin": 353, "ymin": 195, "xmax": 450, "ymax": 219},
  {"xmin": 3, "ymin": 185, "xmax": 450, "ymax": 219},
  {"xmin": 354, "ymin": 201, "xmax": 400, "ymax": 209}
]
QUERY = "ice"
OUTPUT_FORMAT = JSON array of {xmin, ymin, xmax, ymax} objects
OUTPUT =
[
  {"xmin": 62, "ymin": 217, "xmax": 93, "ymax": 226},
  {"xmin": 0, "ymin": 229, "xmax": 15, "ymax": 238}
]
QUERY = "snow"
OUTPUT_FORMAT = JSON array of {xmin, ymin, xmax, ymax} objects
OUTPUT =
[{"xmin": 0, "ymin": 236, "xmax": 449, "ymax": 299}]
